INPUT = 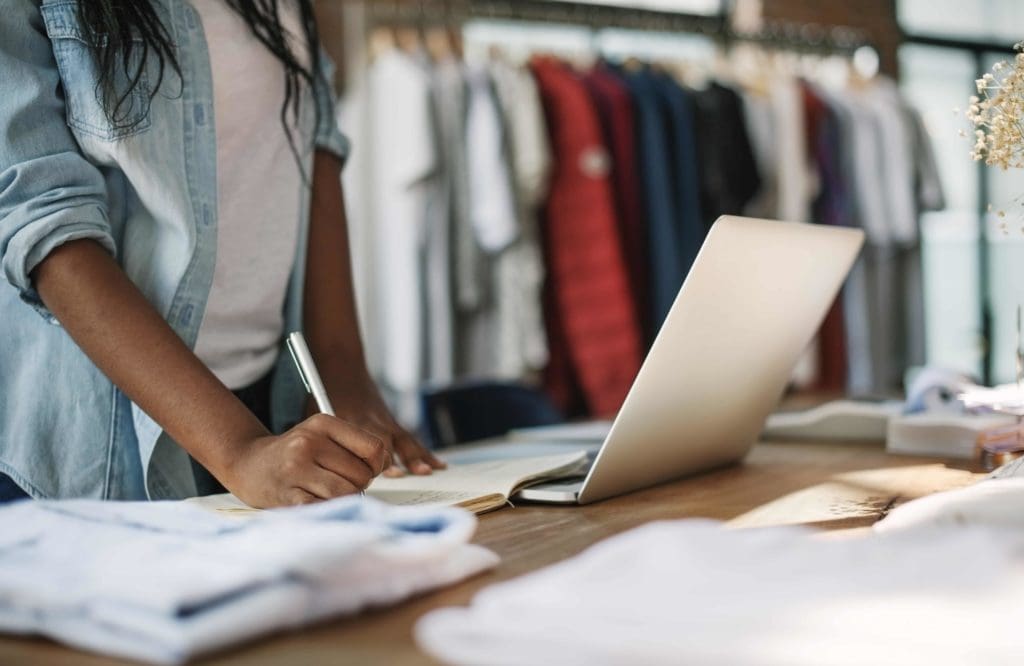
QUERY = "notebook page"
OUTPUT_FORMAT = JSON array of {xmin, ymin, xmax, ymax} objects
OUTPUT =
[{"xmin": 366, "ymin": 451, "xmax": 588, "ymax": 508}]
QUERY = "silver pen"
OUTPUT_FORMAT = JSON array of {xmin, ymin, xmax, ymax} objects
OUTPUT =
[
  {"xmin": 286, "ymin": 331, "xmax": 336, "ymax": 416},
  {"xmin": 286, "ymin": 331, "xmax": 366, "ymax": 496}
]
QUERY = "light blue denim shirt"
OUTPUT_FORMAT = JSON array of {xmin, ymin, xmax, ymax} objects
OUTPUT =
[{"xmin": 0, "ymin": 0, "xmax": 350, "ymax": 500}]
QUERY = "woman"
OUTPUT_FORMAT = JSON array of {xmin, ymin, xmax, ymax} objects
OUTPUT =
[{"xmin": 0, "ymin": 0, "xmax": 444, "ymax": 506}]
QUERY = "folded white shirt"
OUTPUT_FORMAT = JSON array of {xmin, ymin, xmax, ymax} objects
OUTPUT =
[
  {"xmin": 417, "ymin": 519, "xmax": 1024, "ymax": 665},
  {"xmin": 0, "ymin": 496, "xmax": 497, "ymax": 664}
]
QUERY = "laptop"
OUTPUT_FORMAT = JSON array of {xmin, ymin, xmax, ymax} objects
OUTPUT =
[{"xmin": 448, "ymin": 216, "xmax": 864, "ymax": 505}]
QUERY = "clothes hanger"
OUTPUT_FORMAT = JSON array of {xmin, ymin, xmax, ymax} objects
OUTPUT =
[
  {"xmin": 367, "ymin": 0, "xmax": 399, "ymax": 62},
  {"xmin": 848, "ymin": 45, "xmax": 880, "ymax": 89},
  {"xmin": 426, "ymin": 23, "xmax": 454, "ymax": 61},
  {"xmin": 392, "ymin": 0, "xmax": 422, "ymax": 54},
  {"xmin": 444, "ymin": 0, "xmax": 465, "ymax": 60},
  {"xmin": 728, "ymin": 41, "xmax": 772, "ymax": 96},
  {"xmin": 368, "ymin": 25, "xmax": 397, "ymax": 61}
]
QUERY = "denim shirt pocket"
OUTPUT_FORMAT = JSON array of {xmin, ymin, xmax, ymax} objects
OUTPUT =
[{"xmin": 40, "ymin": 2, "xmax": 153, "ymax": 141}]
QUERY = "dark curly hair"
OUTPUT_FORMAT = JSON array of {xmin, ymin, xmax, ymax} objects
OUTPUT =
[{"xmin": 77, "ymin": 0, "xmax": 322, "ymax": 161}]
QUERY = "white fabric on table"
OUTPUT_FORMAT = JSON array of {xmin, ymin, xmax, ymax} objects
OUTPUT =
[
  {"xmin": 417, "ymin": 517, "xmax": 1024, "ymax": 666},
  {"xmin": 0, "ymin": 497, "xmax": 496, "ymax": 664}
]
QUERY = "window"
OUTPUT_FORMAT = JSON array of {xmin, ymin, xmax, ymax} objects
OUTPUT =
[
  {"xmin": 898, "ymin": 0, "xmax": 1021, "ymax": 383},
  {"xmin": 899, "ymin": 0, "xmax": 1024, "ymax": 44},
  {"xmin": 900, "ymin": 45, "xmax": 983, "ymax": 377}
]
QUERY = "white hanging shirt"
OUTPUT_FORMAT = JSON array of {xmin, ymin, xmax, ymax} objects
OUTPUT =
[
  {"xmin": 191, "ymin": 0, "xmax": 312, "ymax": 389},
  {"xmin": 465, "ymin": 65, "xmax": 518, "ymax": 254},
  {"xmin": 368, "ymin": 48, "xmax": 437, "ymax": 424}
]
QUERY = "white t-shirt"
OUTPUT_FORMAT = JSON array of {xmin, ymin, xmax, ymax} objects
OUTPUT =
[{"xmin": 191, "ymin": 0, "xmax": 312, "ymax": 389}]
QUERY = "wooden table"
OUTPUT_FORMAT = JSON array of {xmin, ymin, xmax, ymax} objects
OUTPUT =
[{"xmin": 0, "ymin": 440, "xmax": 983, "ymax": 666}]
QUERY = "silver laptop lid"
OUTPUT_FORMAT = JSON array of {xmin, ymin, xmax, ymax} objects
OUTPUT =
[{"xmin": 575, "ymin": 216, "xmax": 864, "ymax": 504}]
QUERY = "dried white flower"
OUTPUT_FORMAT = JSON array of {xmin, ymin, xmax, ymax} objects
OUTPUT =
[
  {"xmin": 965, "ymin": 43, "xmax": 1024, "ymax": 171},
  {"xmin": 965, "ymin": 46, "xmax": 1024, "ymax": 228}
]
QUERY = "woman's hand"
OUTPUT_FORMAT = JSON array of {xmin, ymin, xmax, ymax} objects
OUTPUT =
[
  {"xmin": 322, "ymin": 377, "xmax": 446, "ymax": 478},
  {"xmin": 223, "ymin": 413, "xmax": 389, "ymax": 508}
]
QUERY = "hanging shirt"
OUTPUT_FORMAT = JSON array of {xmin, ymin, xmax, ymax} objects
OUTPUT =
[
  {"xmin": 368, "ymin": 47, "xmax": 437, "ymax": 424},
  {"xmin": 458, "ymin": 65, "xmax": 513, "ymax": 376},
  {"xmin": 488, "ymin": 58, "xmax": 553, "ymax": 379},
  {"xmin": 802, "ymin": 82, "xmax": 849, "ymax": 393},
  {"xmin": 465, "ymin": 66, "xmax": 519, "ymax": 255},
  {"xmin": 583, "ymin": 65, "xmax": 650, "ymax": 342},
  {"xmin": 338, "ymin": 28, "xmax": 379, "ymax": 382},
  {"xmin": 857, "ymin": 77, "xmax": 919, "ymax": 247},
  {"xmin": 740, "ymin": 89, "xmax": 779, "ymax": 220},
  {"xmin": 771, "ymin": 76, "xmax": 815, "ymax": 224},
  {"xmin": 191, "ymin": 0, "xmax": 311, "ymax": 390},
  {"xmin": 693, "ymin": 82, "xmax": 762, "ymax": 231},
  {"xmin": 819, "ymin": 87, "xmax": 886, "ymax": 394},
  {"xmin": 531, "ymin": 57, "xmax": 641, "ymax": 417},
  {"xmin": 610, "ymin": 65, "xmax": 685, "ymax": 334},
  {"xmin": 432, "ymin": 58, "xmax": 486, "ymax": 321},
  {"xmin": 652, "ymin": 71, "xmax": 704, "ymax": 280},
  {"xmin": 429, "ymin": 56, "xmax": 491, "ymax": 384},
  {"xmin": 907, "ymin": 106, "xmax": 946, "ymax": 214},
  {"xmin": 420, "ymin": 55, "xmax": 456, "ymax": 385}
]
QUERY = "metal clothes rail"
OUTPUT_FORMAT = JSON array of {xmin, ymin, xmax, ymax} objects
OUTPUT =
[{"xmin": 366, "ymin": 0, "xmax": 871, "ymax": 54}]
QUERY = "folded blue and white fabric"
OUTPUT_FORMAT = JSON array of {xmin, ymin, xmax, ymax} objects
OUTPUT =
[{"xmin": 0, "ymin": 496, "xmax": 497, "ymax": 664}]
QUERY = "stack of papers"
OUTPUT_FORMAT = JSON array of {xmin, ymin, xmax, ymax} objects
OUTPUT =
[
  {"xmin": 886, "ymin": 411, "xmax": 1015, "ymax": 458},
  {"xmin": 960, "ymin": 384, "xmax": 1024, "ymax": 415},
  {"xmin": 0, "ymin": 497, "xmax": 497, "ymax": 664},
  {"xmin": 762, "ymin": 399, "xmax": 902, "ymax": 441}
]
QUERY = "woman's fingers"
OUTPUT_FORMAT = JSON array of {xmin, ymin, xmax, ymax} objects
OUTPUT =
[
  {"xmin": 300, "ymin": 464, "xmax": 362, "ymax": 500},
  {"xmin": 313, "ymin": 439, "xmax": 376, "ymax": 491},
  {"xmin": 304, "ymin": 413, "xmax": 389, "ymax": 475},
  {"xmin": 394, "ymin": 432, "xmax": 446, "ymax": 475},
  {"xmin": 382, "ymin": 453, "xmax": 406, "ymax": 478},
  {"xmin": 286, "ymin": 487, "xmax": 323, "ymax": 505}
]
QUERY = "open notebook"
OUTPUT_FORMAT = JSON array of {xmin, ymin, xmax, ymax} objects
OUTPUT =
[{"xmin": 188, "ymin": 451, "xmax": 589, "ymax": 516}]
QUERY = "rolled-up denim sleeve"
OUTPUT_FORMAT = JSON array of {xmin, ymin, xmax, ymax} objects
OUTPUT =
[
  {"xmin": 0, "ymin": 1, "xmax": 115, "ymax": 321},
  {"xmin": 313, "ymin": 46, "xmax": 351, "ymax": 166}
]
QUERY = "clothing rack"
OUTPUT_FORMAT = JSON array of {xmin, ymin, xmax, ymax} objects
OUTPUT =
[
  {"xmin": 366, "ymin": 0, "xmax": 871, "ymax": 55},
  {"xmin": 346, "ymin": 0, "xmax": 931, "ymax": 408}
]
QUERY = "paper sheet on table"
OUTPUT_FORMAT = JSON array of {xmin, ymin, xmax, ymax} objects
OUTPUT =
[{"xmin": 727, "ymin": 464, "xmax": 982, "ymax": 529}]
